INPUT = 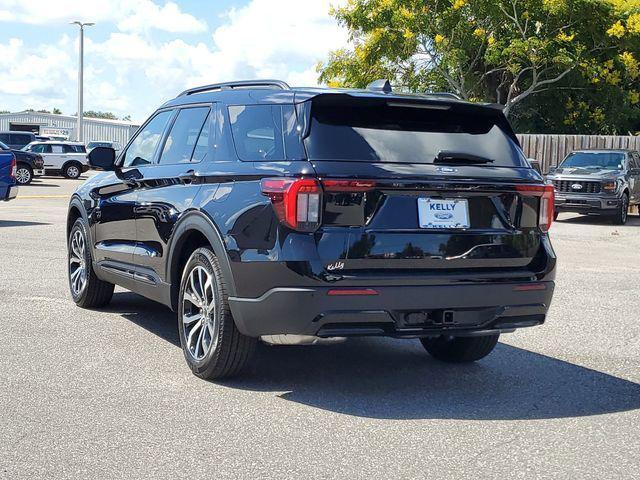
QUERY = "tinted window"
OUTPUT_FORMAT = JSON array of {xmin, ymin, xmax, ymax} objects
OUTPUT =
[
  {"xmin": 29, "ymin": 144, "xmax": 51, "ymax": 153},
  {"xmin": 0, "ymin": 134, "xmax": 9, "ymax": 143},
  {"xmin": 63, "ymin": 144, "xmax": 86, "ymax": 153},
  {"xmin": 122, "ymin": 110, "xmax": 173, "ymax": 167},
  {"xmin": 305, "ymin": 97, "xmax": 525, "ymax": 166},
  {"xmin": 10, "ymin": 133, "xmax": 31, "ymax": 145},
  {"xmin": 0, "ymin": 141, "xmax": 8, "ymax": 150},
  {"xmin": 159, "ymin": 107, "xmax": 210, "ymax": 164},
  {"xmin": 561, "ymin": 152, "xmax": 625, "ymax": 170},
  {"xmin": 228, "ymin": 105, "xmax": 303, "ymax": 161}
]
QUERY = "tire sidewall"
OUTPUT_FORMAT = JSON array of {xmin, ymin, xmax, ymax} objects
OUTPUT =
[
  {"xmin": 177, "ymin": 248, "xmax": 225, "ymax": 376},
  {"xmin": 64, "ymin": 162, "xmax": 82, "ymax": 179},
  {"xmin": 68, "ymin": 219, "xmax": 92, "ymax": 304},
  {"xmin": 16, "ymin": 164, "xmax": 33, "ymax": 185}
]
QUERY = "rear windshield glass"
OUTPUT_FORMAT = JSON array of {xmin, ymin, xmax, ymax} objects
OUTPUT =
[
  {"xmin": 305, "ymin": 97, "xmax": 525, "ymax": 167},
  {"xmin": 561, "ymin": 152, "xmax": 625, "ymax": 170}
]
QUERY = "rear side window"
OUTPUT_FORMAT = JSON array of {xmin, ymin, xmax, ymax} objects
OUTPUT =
[
  {"xmin": 10, "ymin": 133, "xmax": 31, "ymax": 145},
  {"xmin": 63, "ymin": 144, "xmax": 86, "ymax": 153},
  {"xmin": 305, "ymin": 96, "xmax": 525, "ymax": 167},
  {"xmin": 228, "ymin": 105, "xmax": 304, "ymax": 161},
  {"xmin": 159, "ymin": 107, "xmax": 210, "ymax": 164}
]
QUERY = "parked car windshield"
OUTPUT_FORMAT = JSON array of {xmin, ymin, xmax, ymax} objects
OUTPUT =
[
  {"xmin": 561, "ymin": 152, "xmax": 625, "ymax": 170},
  {"xmin": 304, "ymin": 96, "xmax": 526, "ymax": 167}
]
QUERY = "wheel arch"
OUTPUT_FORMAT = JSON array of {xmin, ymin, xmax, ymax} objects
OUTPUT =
[
  {"xmin": 62, "ymin": 159, "xmax": 83, "ymax": 174},
  {"xmin": 166, "ymin": 211, "xmax": 236, "ymax": 311}
]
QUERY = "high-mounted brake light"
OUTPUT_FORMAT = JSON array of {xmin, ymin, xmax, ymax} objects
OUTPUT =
[
  {"xmin": 261, "ymin": 178, "xmax": 321, "ymax": 232},
  {"xmin": 516, "ymin": 185, "xmax": 555, "ymax": 232}
]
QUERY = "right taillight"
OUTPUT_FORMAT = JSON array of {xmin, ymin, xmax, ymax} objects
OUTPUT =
[
  {"xmin": 516, "ymin": 185, "xmax": 555, "ymax": 232},
  {"xmin": 261, "ymin": 178, "xmax": 321, "ymax": 232},
  {"xmin": 9, "ymin": 155, "xmax": 16, "ymax": 180}
]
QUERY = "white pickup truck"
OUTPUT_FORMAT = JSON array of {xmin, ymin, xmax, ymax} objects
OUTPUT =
[{"xmin": 22, "ymin": 141, "xmax": 89, "ymax": 179}]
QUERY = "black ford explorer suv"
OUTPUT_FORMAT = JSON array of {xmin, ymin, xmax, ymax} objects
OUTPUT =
[
  {"xmin": 67, "ymin": 79, "xmax": 556, "ymax": 379},
  {"xmin": 548, "ymin": 149, "xmax": 640, "ymax": 224}
]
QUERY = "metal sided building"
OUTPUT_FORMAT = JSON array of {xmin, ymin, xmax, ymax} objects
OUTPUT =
[{"xmin": 0, "ymin": 111, "xmax": 140, "ymax": 145}]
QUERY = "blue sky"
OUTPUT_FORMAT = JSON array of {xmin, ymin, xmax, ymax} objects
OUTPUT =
[{"xmin": 0, "ymin": 0, "xmax": 348, "ymax": 123}]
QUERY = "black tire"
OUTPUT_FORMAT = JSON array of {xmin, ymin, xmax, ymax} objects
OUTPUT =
[
  {"xmin": 553, "ymin": 210, "xmax": 559, "ymax": 221},
  {"xmin": 178, "ymin": 247, "xmax": 256, "ymax": 380},
  {"xmin": 63, "ymin": 162, "xmax": 82, "ymax": 179},
  {"xmin": 613, "ymin": 193, "xmax": 629, "ymax": 225},
  {"xmin": 68, "ymin": 218, "xmax": 114, "ymax": 308},
  {"xmin": 15, "ymin": 163, "xmax": 33, "ymax": 185},
  {"xmin": 420, "ymin": 334, "xmax": 499, "ymax": 363}
]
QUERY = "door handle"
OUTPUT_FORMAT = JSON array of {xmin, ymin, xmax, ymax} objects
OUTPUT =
[{"xmin": 178, "ymin": 170, "xmax": 198, "ymax": 184}]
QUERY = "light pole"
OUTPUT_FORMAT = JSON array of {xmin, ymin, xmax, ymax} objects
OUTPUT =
[{"xmin": 70, "ymin": 21, "xmax": 94, "ymax": 143}]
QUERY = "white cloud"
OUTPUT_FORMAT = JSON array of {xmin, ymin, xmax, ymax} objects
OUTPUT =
[
  {"xmin": 0, "ymin": 0, "xmax": 349, "ymax": 121},
  {"xmin": 0, "ymin": 0, "xmax": 206, "ymax": 33}
]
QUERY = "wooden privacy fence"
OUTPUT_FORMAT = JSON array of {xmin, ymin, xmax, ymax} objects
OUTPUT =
[{"xmin": 516, "ymin": 134, "xmax": 640, "ymax": 173}]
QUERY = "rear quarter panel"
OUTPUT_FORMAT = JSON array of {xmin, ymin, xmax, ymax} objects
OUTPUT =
[{"xmin": 0, "ymin": 150, "xmax": 16, "ymax": 199}]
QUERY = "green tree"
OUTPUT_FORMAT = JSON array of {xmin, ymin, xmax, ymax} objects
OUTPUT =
[
  {"xmin": 52, "ymin": 108, "xmax": 62, "ymax": 115},
  {"xmin": 83, "ymin": 110, "xmax": 119, "ymax": 120},
  {"xmin": 319, "ymin": 0, "xmax": 640, "ymax": 133}
]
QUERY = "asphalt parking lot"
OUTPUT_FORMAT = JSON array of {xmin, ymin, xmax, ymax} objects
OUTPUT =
[{"xmin": 1, "ymin": 174, "xmax": 639, "ymax": 479}]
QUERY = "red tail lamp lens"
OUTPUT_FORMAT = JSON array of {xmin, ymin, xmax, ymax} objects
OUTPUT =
[
  {"xmin": 516, "ymin": 185, "xmax": 555, "ymax": 232},
  {"xmin": 261, "ymin": 178, "xmax": 321, "ymax": 232}
]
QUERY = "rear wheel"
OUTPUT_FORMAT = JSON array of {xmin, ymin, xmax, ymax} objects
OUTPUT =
[
  {"xmin": 15, "ymin": 163, "xmax": 33, "ymax": 185},
  {"xmin": 63, "ymin": 162, "xmax": 82, "ymax": 179},
  {"xmin": 68, "ymin": 218, "xmax": 114, "ymax": 308},
  {"xmin": 420, "ymin": 334, "xmax": 499, "ymax": 363},
  {"xmin": 612, "ymin": 193, "xmax": 629, "ymax": 225},
  {"xmin": 178, "ymin": 247, "xmax": 256, "ymax": 380}
]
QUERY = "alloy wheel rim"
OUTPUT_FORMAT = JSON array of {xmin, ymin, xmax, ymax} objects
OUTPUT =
[
  {"xmin": 182, "ymin": 265, "xmax": 218, "ymax": 361},
  {"xmin": 16, "ymin": 168, "xmax": 31, "ymax": 184},
  {"xmin": 69, "ymin": 230, "xmax": 87, "ymax": 296},
  {"xmin": 67, "ymin": 166, "xmax": 80, "ymax": 178}
]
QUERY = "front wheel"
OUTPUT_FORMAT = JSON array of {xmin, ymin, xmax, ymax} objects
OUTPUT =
[
  {"xmin": 612, "ymin": 193, "xmax": 629, "ymax": 225},
  {"xmin": 68, "ymin": 218, "xmax": 114, "ymax": 308},
  {"xmin": 63, "ymin": 162, "xmax": 82, "ymax": 179},
  {"xmin": 15, "ymin": 164, "xmax": 33, "ymax": 185},
  {"xmin": 420, "ymin": 334, "xmax": 499, "ymax": 363},
  {"xmin": 178, "ymin": 247, "xmax": 256, "ymax": 380}
]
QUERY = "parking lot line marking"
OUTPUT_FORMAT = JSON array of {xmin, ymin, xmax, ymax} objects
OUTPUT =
[{"xmin": 17, "ymin": 195, "xmax": 69, "ymax": 199}]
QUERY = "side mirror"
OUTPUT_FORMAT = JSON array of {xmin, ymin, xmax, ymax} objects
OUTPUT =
[{"xmin": 88, "ymin": 147, "xmax": 117, "ymax": 171}]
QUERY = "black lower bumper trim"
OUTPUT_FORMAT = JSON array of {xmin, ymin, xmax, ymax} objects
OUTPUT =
[{"xmin": 228, "ymin": 283, "xmax": 554, "ymax": 338}]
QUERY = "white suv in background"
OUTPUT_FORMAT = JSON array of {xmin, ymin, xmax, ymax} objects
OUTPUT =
[{"xmin": 22, "ymin": 141, "xmax": 89, "ymax": 179}]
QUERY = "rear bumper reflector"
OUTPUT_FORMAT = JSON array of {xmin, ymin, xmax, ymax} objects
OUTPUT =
[
  {"xmin": 513, "ymin": 283, "xmax": 547, "ymax": 291},
  {"xmin": 327, "ymin": 288, "xmax": 379, "ymax": 296}
]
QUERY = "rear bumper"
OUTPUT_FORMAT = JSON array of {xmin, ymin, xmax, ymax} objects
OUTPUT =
[
  {"xmin": 555, "ymin": 193, "xmax": 619, "ymax": 214},
  {"xmin": 229, "ymin": 281, "xmax": 555, "ymax": 338},
  {"xmin": 2, "ymin": 185, "xmax": 18, "ymax": 201},
  {"xmin": 33, "ymin": 168, "xmax": 44, "ymax": 176}
]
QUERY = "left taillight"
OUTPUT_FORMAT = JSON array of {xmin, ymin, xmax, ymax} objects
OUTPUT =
[
  {"xmin": 261, "ymin": 178, "xmax": 322, "ymax": 232},
  {"xmin": 9, "ymin": 155, "xmax": 16, "ymax": 180},
  {"xmin": 516, "ymin": 185, "xmax": 555, "ymax": 232}
]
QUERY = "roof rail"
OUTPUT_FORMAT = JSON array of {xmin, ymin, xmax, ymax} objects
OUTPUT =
[
  {"xmin": 367, "ymin": 79, "xmax": 392, "ymax": 94},
  {"xmin": 178, "ymin": 79, "xmax": 290, "ymax": 97}
]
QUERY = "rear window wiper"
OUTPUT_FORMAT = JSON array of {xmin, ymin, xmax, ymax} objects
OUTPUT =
[{"xmin": 434, "ymin": 151, "xmax": 495, "ymax": 165}]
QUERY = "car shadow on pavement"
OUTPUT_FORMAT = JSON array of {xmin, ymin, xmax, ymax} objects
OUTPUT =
[
  {"xmin": 557, "ymin": 214, "xmax": 640, "ymax": 226},
  {"xmin": 0, "ymin": 220, "xmax": 50, "ymax": 227},
  {"xmin": 108, "ymin": 292, "xmax": 640, "ymax": 421}
]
